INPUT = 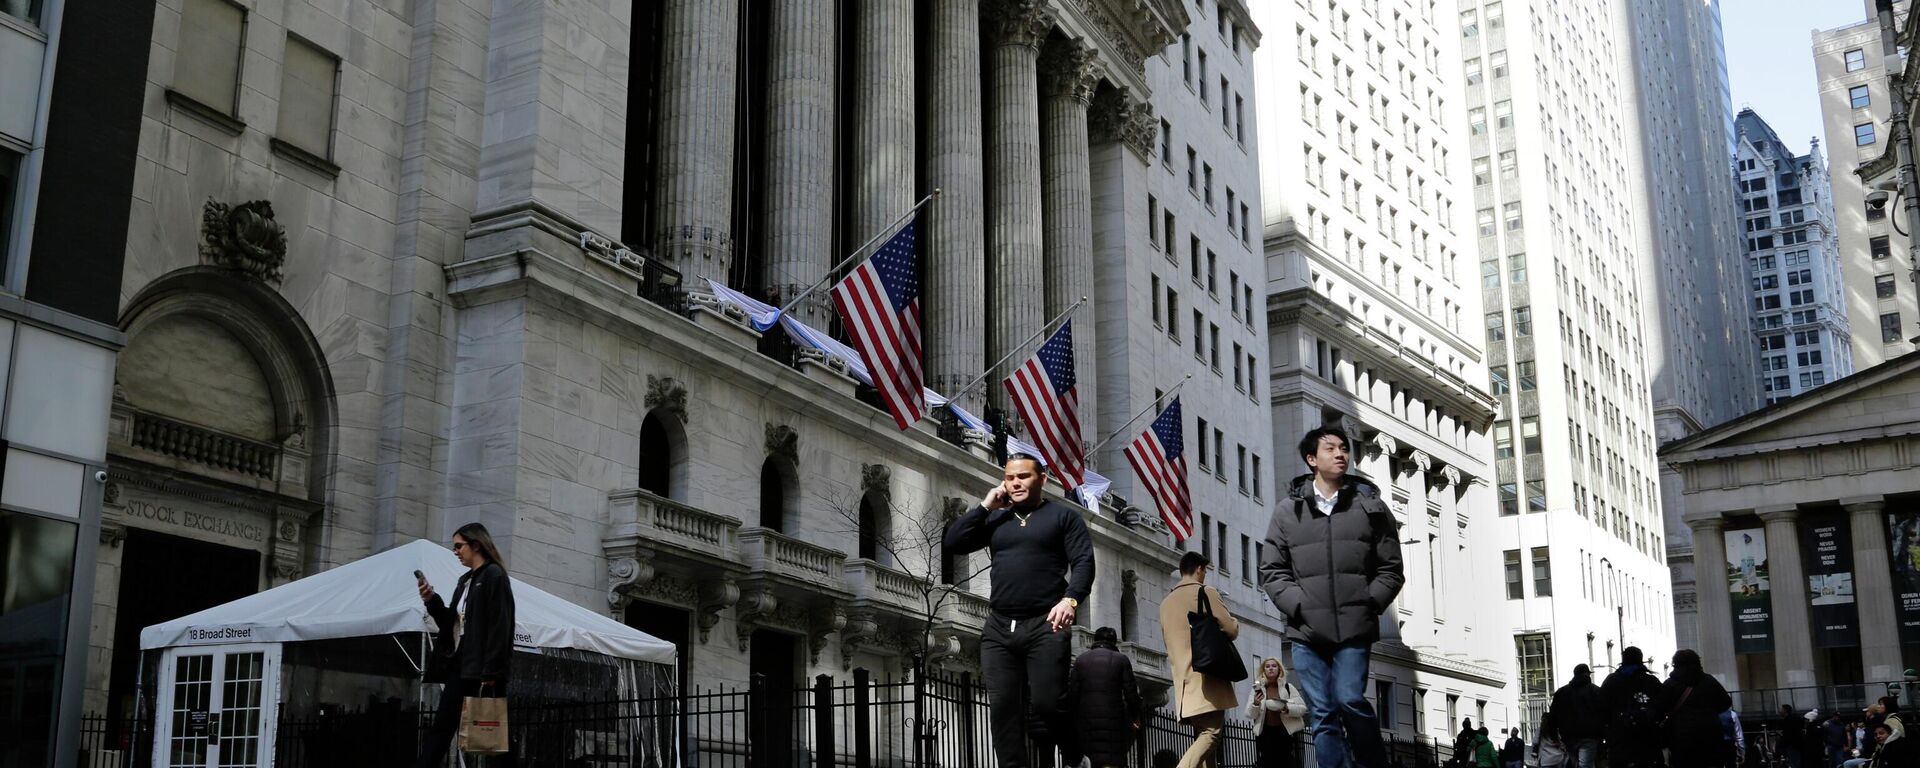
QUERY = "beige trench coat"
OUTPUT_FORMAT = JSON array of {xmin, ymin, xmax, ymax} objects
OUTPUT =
[{"xmin": 1157, "ymin": 576, "xmax": 1241, "ymax": 720}]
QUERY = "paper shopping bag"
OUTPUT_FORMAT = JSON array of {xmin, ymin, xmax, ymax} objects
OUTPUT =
[{"xmin": 459, "ymin": 691, "xmax": 509, "ymax": 755}]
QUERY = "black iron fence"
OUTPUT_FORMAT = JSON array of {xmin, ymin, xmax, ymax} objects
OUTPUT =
[{"xmin": 81, "ymin": 669, "xmax": 1296, "ymax": 768}]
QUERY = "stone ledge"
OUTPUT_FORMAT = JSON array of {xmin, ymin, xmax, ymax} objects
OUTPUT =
[
  {"xmin": 164, "ymin": 89, "xmax": 245, "ymax": 137},
  {"xmin": 269, "ymin": 138, "xmax": 341, "ymax": 178}
]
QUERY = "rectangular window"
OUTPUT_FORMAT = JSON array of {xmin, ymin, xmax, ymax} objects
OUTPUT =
[
  {"xmin": 1193, "ymin": 310, "xmax": 1204, "ymax": 355},
  {"xmin": 1873, "ymin": 235, "xmax": 1891, "ymax": 260},
  {"xmin": 1856, "ymin": 122, "xmax": 1877, "ymax": 146},
  {"xmin": 0, "ymin": 508, "xmax": 80, "ymax": 764},
  {"xmin": 1504, "ymin": 549, "xmax": 1523, "ymax": 596},
  {"xmin": 1232, "ymin": 342, "xmax": 1244, "ymax": 386},
  {"xmin": 1241, "ymin": 203, "xmax": 1252, "ymax": 246},
  {"xmin": 1187, "ymin": 147, "xmax": 1199, "ymax": 191},
  {"xmin": 1486, "ymin": 311, "xmax": 1505, "ymax": 342},
  {"xmin": 1235, "ymin": 96, "xmax": 1247, "ymax": 143},
  {"xmin": 174, "ymin": 0, "xmax": 248, "ymax": 115},
  {"xmin": 1473, "ymin": 157, "xmax": 1491, "ymax": 186},
  {"xmin": 1204, "ymin": 164, "xmax": 1216, "ymax": 207},
  {"xmin": 1148, "ymin": 196, "xmax": 1160, "ymax": 246},
  {"xmin": 1495, "ymin": 423, "xmax": 1513, "ymax": 460},
  {"xmin": 1527, "ymin": 480, "xmax": 1547, "ymax": 512},
  {"xmin": 1490, "ymin": 366, "xmax": 1510, "ymax": 395},
  {"xmin": 1161, "ymin": 119, "xmax": 1174, "ymax": 166},
  {"xmin": 1207, "ymin": 251, "xmax": 1218, "ymax": 294},
  {"xmin": 1516, "ymin": 633, "xmax": 1554, "ymax": 701},
  {"xmin": 1240, "ymin": 534, "xmax": 1251, "ymax": 577},
  {"xmin": 1851, "ymin": 85, "xmax": 1871, "ymax": 109},
  {"xmin": 1513, "ymin": 306, "xmax": 1532, "ymax": 336},
  {"xmin": 1214, "ymin": 430, "xmax": 1225, "ymax": 478},
  {"xmin": 1237, "ymin": 444, "xmax": 1248, "ymax": 493},
  {"xmin": 276, "ymin": 36, "xmax": 340, "ymax": 160},
  {"xmin": 1517, "ymin": 360, "xmax": 1536, "ymax": 391},
  {"xmin": 1477, "ymin": 208, "xmax": 1495, "ymax": 237},
  {"xmin": 1377, "ymin": 680, "xmax": 1397, "ymax": 729},
  {"xmin": 1846, "ymin": 48, "xmax": 1866, "ymax": 72},
  {"xmin": 1495, "ymin": 100, "xmax": 1513, "ymax": 129},
  {"xmin": 1877, "ymin": 273, "xmax": 1897, "ymax": 299},
  {"xmin": 1183, "ymin": 33, "xmax": 1194, "ymax": 82},
  {"xmin": 1197, "ymin": 417, "xmax": 1211, "ymax": 468},
  {"xmin": 1151, "ymin": 276, "xmax": 1162, "ymax": 326},
  {"xmin": 1531, "ymin": 547, "xmax": 1551, "ymax": 596},
  {"xmin": 1168, "ymin": 289, "xmax": 1180, "ymax": 340},
  {"xmin": 1504, "ymin": 202, "xmax": 1523, "ymax": 231},
  {"xmin": 1209, "ymin": 323, "xmax": 1221, "ymax": 370},
  {"xmin": 1884, "ymin": 312, "xmax": 1904, "ymax": 343},
  {"xmin": 1252, "ymin": 455, "xmax": 1263, "ymax": 499},
  {"xmin": 1510, "ymin": 252, "xmax": 1528, "ymax": 283},
  {"xmin": 1490, "ymin": 49, "xmax": 1508, "ymax": 78},
  {"xmin": 1190, "ymin": 235, "xmax": 1203, "ymax": 283},
  {"xmin": 1521, "ymin": 417, "xmax": 1541, "ymax": 455},
  {"xmin": 1469, "ymin": 107, "xmax": 1486, "ymax": 135},
  {"xmin": 1199, "ymin": 51, "xmax": 1210, "ymax": 103}
]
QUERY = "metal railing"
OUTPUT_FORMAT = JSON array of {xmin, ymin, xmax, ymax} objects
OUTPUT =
[{"xmin": 1729, "ymin": 680, "xmax": 1911, "ymax": 719}]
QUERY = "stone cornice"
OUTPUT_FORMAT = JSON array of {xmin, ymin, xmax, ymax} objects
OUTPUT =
[
  {"xmin": 1267, "ymin": 284, "xmax": 1500, "ymax": 425},
  {"xmin": 1050, "ymin": 0, "xmax": 1185, "ymax": 94},
  {"xmin": 1372, "ymin": 641, "xmax": 1507, "ymax": 689}
]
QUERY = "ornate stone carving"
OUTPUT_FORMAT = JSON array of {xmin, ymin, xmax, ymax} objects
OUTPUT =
[
  {"xmin": 1042, "ymin": 39, "xmax": 1101, "ymax": 104},
  {"xmin": 1090, "ymin": 87, "xmax": 1157, "ymax": 160},
  {"xmin": 200, "ymin": 199, "xmax": 288, "ymax": 284},
  {"xmin": 1372, "ymin": 433, "xmax": 1398, "ymax": 457},
  {"xmin": 1410, "ymin": 450, "xmax": 1432, "ymax": 474},
  {"xmin": 99, "ymin": 522, "xmax": 128, "ymax": 548},
  {"xmin": 1441, "ymin": 466, "xmax": 1462, "ymax": 488},
  {"xmin": 986, "ymin": 0, "xmax": 1052, "ymax": 49},
  {"xmin": 103, "ymin": 481, "xmax": 121, "ymax": 506},
  {"xmin": 734, "ymin": 585, "xmax": 780, "ymax": 651},
  {"xmin": 279, "ymin": 411, "xmax": 307, "ymax": 452},
  {"xmin": 645, "ymin": 375, "xmax": 688, "ymax": 423},
  {"xmin": 839, "ymin": 610, "xmax": 881, "ymax": 670},
  {"xmin": 632, "ymin": 572, "xmax": 700, "ymax": 607},
  {"xmin": 607, "ymin": 556, "xmax": 657, "ymax": 610},
  {"xmin": 765, "ymin": 424, "xmax": 799, "ymax": 463},
  {"xmin": 699, "ymin": 576, "xmax": 740, "ymax": 644},
  {"xmin": 685, "ymin": 291, "xmax": 750, "ymax": 324},
  {"xmin": 861, "ymin": 463, "xmax": 892, "ymax": 498},
  {"xmin": 809, "ymin": 606, "xmax": 848, "ymax": 666}
]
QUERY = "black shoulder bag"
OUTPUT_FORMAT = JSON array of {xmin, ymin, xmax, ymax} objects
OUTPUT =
[{"xmin": 1188, "ymin": 587, "xmax": 1248, "ymax": 682}]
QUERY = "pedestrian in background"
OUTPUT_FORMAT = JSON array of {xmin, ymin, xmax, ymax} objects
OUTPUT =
[
  {"xmin": 1600, "ymin": 647, "xmax": 1665, "ymax": 768},
  {"xmin": 1247, "ymin": 657, "xmax": 1300, "ymax": 768},
  {"xmin": 1544, "ymin": 664, "xmax": 1604, "ymax": 768},
  {"xmin": 1500, "ymin": 728, "xmax": 1524, "ymax": 768},
  {"xmin": 1866, "ymin": 721, "xmax": 1912, "ymax": 768},
  {"xmin": 1474, "ymin": 726, "xmax": 1497, "ymax": 768},
  {"xmin": 1159, "ymin": 551, "xmax": 1240, "ymax": 768},
  {"xmin": 1066, "ymin": 626, "xmax": 1143, "ymax": 768},
  {"xmin": 1660, "ymin": 649, "xmax": 1733, "ymax": 768}
]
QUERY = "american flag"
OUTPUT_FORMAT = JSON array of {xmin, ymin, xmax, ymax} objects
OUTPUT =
[
  {"xmin": 832, "ymin": 221, "xmax": 925, "ymax": 429},
  {"xmin": 1125, "ymin": 396, "xmax": 1193, "ymax": 541},
  {"xmin": 1003, "ymin": 321, "xmax": 1086, "ymax": 488}
]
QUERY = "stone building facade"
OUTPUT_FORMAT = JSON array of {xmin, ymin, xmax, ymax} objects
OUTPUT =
[
  {"xmin": 72, "ymin": 0, "xmax": 1296, "ymax": 730},
  {"xmin": 1660, "ymin": 351, "xmax": 1920, "ymax": 695}
]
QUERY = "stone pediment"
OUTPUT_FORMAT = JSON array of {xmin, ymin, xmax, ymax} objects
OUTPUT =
[{"xmin": 1661, "ymin": 351, "xmax": 1920, "ymax": 462}]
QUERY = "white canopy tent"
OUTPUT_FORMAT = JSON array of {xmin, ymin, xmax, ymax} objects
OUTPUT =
[
  {"xmin": 141, "ymin": 538, "xmax": 675, "ymax": 663},
  {"xmin": 136, "ymin": 538, "xmax": 675, "ymax": 768}
]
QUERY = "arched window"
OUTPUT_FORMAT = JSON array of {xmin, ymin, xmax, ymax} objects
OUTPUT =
[
  {"xmin": 638, "ymin": 411, "xmax": 687, "ymax": 500},
  {"xmin": 759, "ymin": 456, "xmax": 797, "ymax": 533},
  {"xmin": 857, "ymin": 493, "xmax": 890, "ymax": 564}
]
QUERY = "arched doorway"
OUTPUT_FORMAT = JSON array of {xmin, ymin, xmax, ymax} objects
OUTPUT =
[
  {"xmin": 759, "ymin": 455, "xmax": 797, "ymax": 533},
  {"xmin": 638, "ymin": 410, "xmax": 688, "ymax": 500}
]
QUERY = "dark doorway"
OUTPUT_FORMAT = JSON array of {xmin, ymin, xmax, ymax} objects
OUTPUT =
[
  {"xmin": 624, "ymin": 601, "xmax": 691, "ymax": 697},
  {"xmin": 639, "ymin": 412, "xmax": 676, "ymax": 499},
  {"xmin": 108, "ymin": 528, "xmax": 261, "ymax": 722},
  {"xmin": 748, "ymin": 630, "xmax": 798, "ymax": 768}
]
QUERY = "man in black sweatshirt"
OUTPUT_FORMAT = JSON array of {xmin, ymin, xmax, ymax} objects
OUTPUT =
[{"xmin": 944, "ymin": 453, "xmax": 1096, "ymax": 767}]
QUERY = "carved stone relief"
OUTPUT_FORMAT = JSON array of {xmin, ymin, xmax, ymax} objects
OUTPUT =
[{"xmin": 200, "ymin": 199, "xmax": 288, "ymax": 285}]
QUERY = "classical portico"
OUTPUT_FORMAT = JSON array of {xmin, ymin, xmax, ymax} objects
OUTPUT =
[{"xmin": 1662, "ymin": 353, "xmax": 1920, "ymax": 692}]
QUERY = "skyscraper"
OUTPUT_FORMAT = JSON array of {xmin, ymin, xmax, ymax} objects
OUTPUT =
[
  {"xmin": 1815, "ymin": 2, "xmax": 1917, "ymax": 366},
  {"xmin": 1733, "ymin": 109, "xmax": 1854, "ymax": 406},
  {"xmin": 1454, "ymin": 0, "xmax": 1674, "ymax": 728},
  {"xmin": 1253, "ymin": 0, "xmax": 1519, "ymax": 741}
]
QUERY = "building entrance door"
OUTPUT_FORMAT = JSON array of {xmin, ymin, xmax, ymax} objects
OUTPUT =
[
  {"xmin": 108, "ymin": 529, "xmax": 261, "ymax": 721},
  {"xmin": 152, "ymin": 644, "xmax": 282, "ymax": 768}
]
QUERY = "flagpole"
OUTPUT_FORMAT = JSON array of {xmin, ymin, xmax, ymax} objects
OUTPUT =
[
  {"xmin": 772, "ymin": 189, "xmax": 942, "ymax": 320},
  {"xmin": 1084, "ymin": 374, "xmax": 1193, "ymax": 457},
  {"xmin": 946, "ymin": 296, "xmax": 1089, "ymax": 404}
]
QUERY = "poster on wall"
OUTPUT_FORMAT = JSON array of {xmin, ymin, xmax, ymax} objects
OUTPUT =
[
  {"xmin": 1890, "ymin": 509, "xmax": 1920, "ymax": 646},
  {"xmin": 1801, "ymin": 515, "xmax": 1861, "ymax": 648},
  {"xmin": 1725, "ymin": 528, "xmax": 1774, "ymax": 654}
]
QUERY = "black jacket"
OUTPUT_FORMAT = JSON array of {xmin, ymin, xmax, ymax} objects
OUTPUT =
[
  {"xmin": 943, "ymin": 500, "xmax": 1095, "ymax": 619},
  {"xmin": 1547, "ymin": 675, "xmax": 1607, "ymax": 742},
  {"xmin": 1066, "ymin": 646, "xmax": 1143, "ymax": 766},
  {"xmin": 1868, "ymin": 733, "xmax": 1914, "ymax": 768},
  {"xmin": 1259, "ymin": 474, "xmax": 1405, "ymax": 645},
  {"xmin": 1660, "ymin": 667, "xmax": 1733, "ymax": 745},
  {"xmin": 1601, "ymin": 663, "xmax": 1665, "ymax": 740},
  {"xmin": 425, "ymin": 561, "xmax": 516, "ymax": 684}
]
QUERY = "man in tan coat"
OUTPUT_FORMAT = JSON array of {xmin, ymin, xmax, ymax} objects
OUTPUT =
[{"xmin": 1158, "ymin": 550, "xmax": 1241, "ymax": 768}]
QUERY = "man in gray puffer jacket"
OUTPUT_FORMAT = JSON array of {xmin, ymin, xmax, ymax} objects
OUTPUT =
[{"xmin": 1260, "ymin": 426, "xmax": 1404, "ymax": 768}]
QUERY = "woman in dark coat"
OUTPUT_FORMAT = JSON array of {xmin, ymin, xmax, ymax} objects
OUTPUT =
[
  {"xmin": 1067, "ymin": 627, "xmax": 1144, "ymax": 768},
  {"xmin": 416, "ymin": 523, "xmax": 517, "ymax": 768},
  {"xmin": 1661, "ymin": 649, "xmax": 1734, "ymax": 768}
]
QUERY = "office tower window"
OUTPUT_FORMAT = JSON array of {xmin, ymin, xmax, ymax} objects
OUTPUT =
[
  {"xmin": 1883, "ymin": 312, "xmax": 1904, "ymax": 343},
  {"xmin": 1531, "ymin": 547, "xmax": 1552, "ymax": 596},
  {"xmin": 1845, "ymin": 48, "xmax": 1866, "ymax": 72},
  {"xmin": 1504, "ymin": 550, "xmax": 1523, "ymax": 596},
  {"xmin": 174, "ymin": 0, "xmax": 248, "ymax": 116},
  {"xmin": 1851, "ymin": 85, "xmax": 1871, "ymax": 109},
  {"xmin": 1856, "ymin": 122, "xmax": 1877, "ymax": 146}
]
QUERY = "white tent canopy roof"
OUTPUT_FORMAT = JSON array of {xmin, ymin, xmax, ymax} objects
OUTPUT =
[{"xmin": 140, "ymin": 538, "xmax": 675, "ymax": 665}]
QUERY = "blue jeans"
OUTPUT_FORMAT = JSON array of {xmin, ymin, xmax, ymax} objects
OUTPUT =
[
  {"xmin": 1290, "ymin": 641, "xmax": 1387, "ymax": 768},
  {"xmin": 1569, "ymin": 738, "xmax": 1597, "ymax": 768}
]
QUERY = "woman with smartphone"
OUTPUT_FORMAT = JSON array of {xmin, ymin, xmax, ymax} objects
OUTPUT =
[{"xmin": 415, "ymin": 523, "xmax": 517, "ymax": 767}]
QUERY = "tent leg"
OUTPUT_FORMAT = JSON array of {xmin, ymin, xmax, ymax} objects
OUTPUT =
[{"xmin": 131, "ymin": 652, "xmax": 146, "ymax": 768}]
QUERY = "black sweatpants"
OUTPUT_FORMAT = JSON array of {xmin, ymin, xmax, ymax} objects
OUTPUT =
[
  {"xmin": 981, "ymin": 611, "xmax": 1073, "ymax": 767},
  {"xmin": 415, "ymin": 679, "xmax": 515, "ymax": 768}
]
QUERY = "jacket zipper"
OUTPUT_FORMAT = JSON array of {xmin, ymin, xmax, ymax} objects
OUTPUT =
[{"xmin": 1327, "ymin": 488, "xmax": 1339, "ymax": 640}]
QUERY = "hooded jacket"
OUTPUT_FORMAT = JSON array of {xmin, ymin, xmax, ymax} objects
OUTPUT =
[
  {"xmin": 1259, "ymin": 474, "xmax": 1405, "ymax": 645},
  {"xmin": 1066, "ymin": 645, "xmax": 1143, "ymax": 766},
  {"xmin": 1547, "ymin": 673, "xmax": 1607, "ymax": 742},
  {"xmin": 1868, "ymin": 726, "xmax": 1913, "ymax": 768}
]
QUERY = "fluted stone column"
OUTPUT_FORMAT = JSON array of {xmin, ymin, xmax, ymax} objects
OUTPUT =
[
  {"xmin": 926, "ymin": 0, "xmax": 988, "ymax": 404},
  {"xmin": 1844, "ymin": 496, "xmax": 1906, "ymax": 681},
  {"xmin": 1088, "ymin": 87, "xmax": 1156, "ymax": 476},
  {"xmin": 762, "ymin": 0, "xmax": 837, "ymax": 323},
  {"xmin": 656, "ymin": 0, "xmax": 741, "ymax": 286},
  {"xmin": 1041, "ymin": 39, "xmax": 1099, "ymax": 449},
  {"xmin": 1686, "ymin": 514, "xmax": 1739, "ymax": 687},
  {"xmin": 1759, "ymin": 504, "xmax": 1817, "ymax": 687},
  {"xmin": 986, "ymin": 0, "xmax": 1051, "ymax": 415},
  {"xmin": 855, "ymin": 0, "xmax": 916, "ymax": 244}
]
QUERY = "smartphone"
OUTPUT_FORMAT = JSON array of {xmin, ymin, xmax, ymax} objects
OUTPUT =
[{"xmin": 413, "ymin": 569, "xmax": 426, "ymax": 585}]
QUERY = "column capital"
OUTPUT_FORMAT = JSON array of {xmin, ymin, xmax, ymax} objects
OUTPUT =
[
  {"xmin": 1041, "ymin": 38, "xmax": 1101, "ymax": 104},
  {"xmin": 1682, "ymin": 511, "xmax": 1727, "ymax": 534},
  {"xmin": 1840, "ymin": 495, "xmax": 1887, "ymax": 514},
  {"xmin": 1090, "ymin": 86, "xmax": 1157, "ymax": 160},
  {"xmin": 986, "ymin": 0, "xmax": 1052, "ymax": 49},
  {"xmin": 1757, "ymin": 504, "xmax": 1801, "ymax": 523}
]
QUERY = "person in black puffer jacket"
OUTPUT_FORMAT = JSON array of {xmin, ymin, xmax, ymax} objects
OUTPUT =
[
  {"xmin": 1661, "ymin": 649, "xmax": 1734, "ymax": 768},
  {"xmin": 1067, "ymin": 627, "xmax": 1144, "ymax": 768},
  {"xmin": 1601, "ymin": 647, "xmax": 1666, "ymax": 768},
  {"xmin": 1545, "ymin": 664, "xmax": 1606, "ymax": 768}
]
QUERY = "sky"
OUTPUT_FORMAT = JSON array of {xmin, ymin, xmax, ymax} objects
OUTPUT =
[{"xmin": 1721, "ymin": 0, "xmax": 1873, "ymax": 158}]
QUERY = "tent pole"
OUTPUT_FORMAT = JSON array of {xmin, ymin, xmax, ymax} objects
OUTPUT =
[{"xmin": 131, "ymin": 650, "xmax": 147, "ymax": 768}]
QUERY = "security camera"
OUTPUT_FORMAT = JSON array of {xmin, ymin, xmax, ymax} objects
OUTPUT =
[
  {"xmin": 94, "ymin": 470, "xmax": 109, "ymax": 483},
  {"xmin": 1867, "ymin": 189, "xmax": 1892, "ymax": 211}
]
